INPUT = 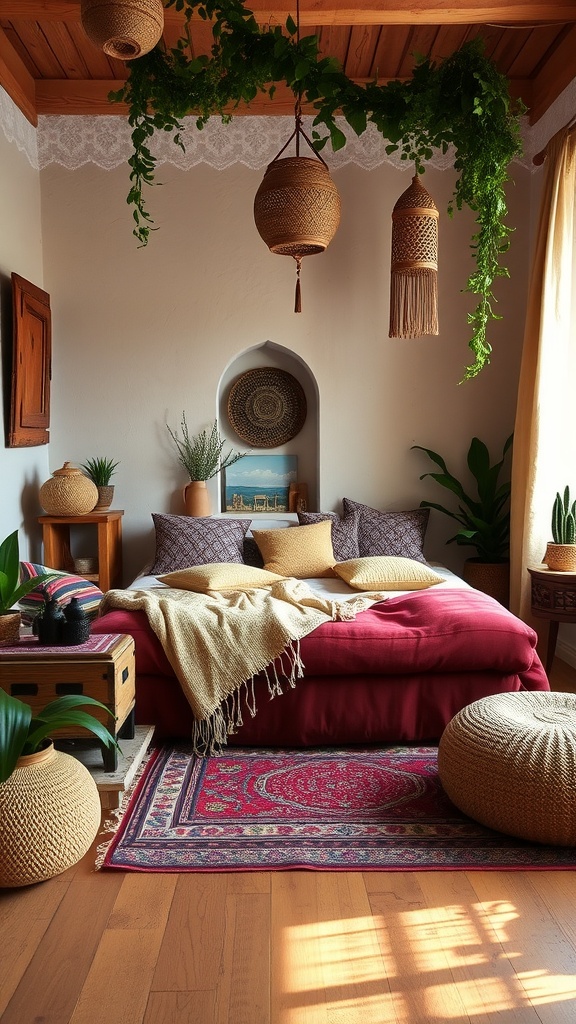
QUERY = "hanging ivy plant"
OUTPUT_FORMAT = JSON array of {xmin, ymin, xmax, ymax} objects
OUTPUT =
[{"xmin": 110, "ymin": 0, "xmax": 525, "ymax": 380}]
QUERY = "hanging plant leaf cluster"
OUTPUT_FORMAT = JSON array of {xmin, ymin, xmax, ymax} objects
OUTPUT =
[{"xmin": 108, "ymin": 0, "xmax": 525, "ymax": 380}]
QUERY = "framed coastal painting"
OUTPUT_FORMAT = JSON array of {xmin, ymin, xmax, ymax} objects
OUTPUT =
[{"xmin": 223, "ymin": 455, "xmax": 297, "ymax": 514}]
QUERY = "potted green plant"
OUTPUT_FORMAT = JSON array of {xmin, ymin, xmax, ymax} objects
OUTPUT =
[
  {"xmin": 544, "ymin": 486, "xmax": 576, "ymax": 572},
  {"xmin": 167, "ymin": 415, "xmax": 246, "ymax": 516},
  {"xmin": 0, "ymin": 689, "xmax": 119, "ymax": 886},
  {"xmin": 0, "ymin": 531, "xmax": 53, "ymax": 647},
  {"xmin": 81, "ymin": 456, "xmax": 120, "ymax": 512},
  {"xmin": 412, "ymin": 434, "xmax": 513, "ymax": 605}
]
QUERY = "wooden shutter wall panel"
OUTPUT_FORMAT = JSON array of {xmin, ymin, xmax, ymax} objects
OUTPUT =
[{"xmin": 8, "ymin": 273, "xmax": 51, "ymax": 447}]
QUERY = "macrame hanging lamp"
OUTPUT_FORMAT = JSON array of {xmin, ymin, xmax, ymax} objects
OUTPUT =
[
  {"xmin": 253, "ymin": 0, "xmax": 341, "ymax": 312},
  {"xmin": 389, "ymin": 173, "xmax": 439, "ymax": 338},
  {"xmin": 80, "ymin": 0, "xmax": 164, "ymax": 59}
]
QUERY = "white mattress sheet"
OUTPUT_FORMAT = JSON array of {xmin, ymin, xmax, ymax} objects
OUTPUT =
[{"xmin": 127, "ymin": 565, "xmax": 471, "ymax": 602}]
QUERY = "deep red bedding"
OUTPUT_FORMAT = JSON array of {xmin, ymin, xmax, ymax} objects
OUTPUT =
[{"xmin": 92, "ymin": 587, "xmax": 549, "ymax": 745}]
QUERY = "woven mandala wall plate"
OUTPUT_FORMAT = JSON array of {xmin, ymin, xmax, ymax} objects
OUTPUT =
[{"xmin": 227, "ymin": 368, "xmax": 307, "ymax": 448}]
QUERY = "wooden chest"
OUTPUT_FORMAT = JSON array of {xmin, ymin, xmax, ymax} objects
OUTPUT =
[{"xmin": 0, "ymin": 633, "xmax": 136, "ymax": 754}]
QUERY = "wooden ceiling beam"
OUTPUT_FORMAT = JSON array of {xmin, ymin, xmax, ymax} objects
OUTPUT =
[
  {"xmin": 35, "ymin": 73, "xmax": 531, "ymax": 116},
  {"xmin": 527, "ymin": 24, "xmax": 576, "ymax": 123},
  {"xmin": 3, "ymin": 0, "xmax": 576, "ymax": 28},
  {"xmin": 0, "ymin": 25, "xmax": 37, "ymax": 125}
]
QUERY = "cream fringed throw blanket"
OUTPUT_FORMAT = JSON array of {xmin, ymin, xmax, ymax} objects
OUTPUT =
[{"xmin": 100, "ymin": 579, "xmax": 386, "ymax": 753}]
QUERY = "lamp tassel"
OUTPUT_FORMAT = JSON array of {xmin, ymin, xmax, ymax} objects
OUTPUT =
[
  {"xmin": 294, "ymin": 257, "xmax": 302, "ymax": 313},
  {"xmin": 389, "ymin": 174, "xmax": 439, "ymax": 338}
]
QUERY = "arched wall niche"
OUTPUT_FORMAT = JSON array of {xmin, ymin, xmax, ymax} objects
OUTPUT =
[{"xmin": 217, "ymin": 341, "xmax": 320, "ymax": 515}]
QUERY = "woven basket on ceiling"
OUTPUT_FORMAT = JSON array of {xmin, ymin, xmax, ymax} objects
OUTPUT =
[
  {"xmin": 254, "ymin": 157, "xmax": 341, "ymax": 257},
  {"xmin": 81, "ymin": 0, "xmax": 164, "ymax": 59},
  {"xmin": 0, "ymin": 743, "xmax": 101, "ymax": 887},
  {"xmin": 438, "ymin": 691, "xmax": 576, "ymax": 846},
  {"xmin": 389, "ymin": 174, "xmax": 439, "ymax": 338}
]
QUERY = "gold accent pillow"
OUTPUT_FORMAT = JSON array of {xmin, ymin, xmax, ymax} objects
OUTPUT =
[
  {"xmin": 251, "ymin": 521, "xmax": 336, "ymax": 578},
  {"xmin": 334, "ymin": 556, "xmax": 444, "ymax": 591},
  {"xmin": 158, "ymin": 563, "xmax": 285, "ymax": 593}
]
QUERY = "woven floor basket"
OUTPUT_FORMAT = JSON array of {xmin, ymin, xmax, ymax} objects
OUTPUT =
[
  {"xmin": 0, "ymin": 744, "xmax": 101, "ymax": 887},
  {"xmin": 438, "ymin": 691, "xmax": 576, "ymax": 846},
  {"xmin": 81, "ymin": 0, "xmax": 164, "ymax": 59},
  {"xmin": 254, "ymin": 157, "xmax": 341, "ymax": 257}
]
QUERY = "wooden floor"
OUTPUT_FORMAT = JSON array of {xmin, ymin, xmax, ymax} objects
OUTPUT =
[{"xmin": 2, "ymin": 660, "xmax": 576, "ymax": 1024}]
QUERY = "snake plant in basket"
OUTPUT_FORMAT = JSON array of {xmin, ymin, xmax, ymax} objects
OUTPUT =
[{"xmin": 544, "ymin": 486, "xmax": 576, "ymax": 572}]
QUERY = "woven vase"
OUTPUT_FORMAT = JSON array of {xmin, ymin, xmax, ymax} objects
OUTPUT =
[
  {"xmin": 39, "ymin": 462, "xmax": 98, "ymax": 516},
  {"xmin": 389, "ymin": 174, "xmax": 439, "ymax": 338},
  {"xmin": 0, "ymin": 743, "xmax": 101, "ymax": 887},
  {"xmin": 81, "ymin": 0, "xmax": 164, "ymax": 60},
  {"xmin": 0, "ymin": 610, "xmax": 21, "ymax": 647}
]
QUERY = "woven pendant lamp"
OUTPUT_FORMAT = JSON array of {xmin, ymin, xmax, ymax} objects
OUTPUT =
[
  {"xmin": 81, "ymin": 0, "xmax": 164, "ymax": 60},
  {"xmin": 254, "ymin": 108, "xmax": 341, "ymax": 312},
  {"xmin": 389, "ymin": 174, "xmax": 439, "ymax": 338}
]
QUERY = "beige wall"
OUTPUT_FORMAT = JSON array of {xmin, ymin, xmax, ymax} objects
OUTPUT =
[
  {"xmin": 0, "ymin": 106, "xmax": 49, "ymax": 559},
  {"xmin": 38, "ymin": 156, "xmax": 531, "ymax": 582}
]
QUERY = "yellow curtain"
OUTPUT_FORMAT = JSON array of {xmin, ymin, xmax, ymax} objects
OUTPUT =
[{"xmin": 510, "ymin": 122, "xmax": 576, "ymax": 629}]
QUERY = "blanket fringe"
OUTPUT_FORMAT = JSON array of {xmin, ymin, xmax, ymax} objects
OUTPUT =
[{"xmin": 191, "ymin": 638, "xmax": 305, "ymax": 756}]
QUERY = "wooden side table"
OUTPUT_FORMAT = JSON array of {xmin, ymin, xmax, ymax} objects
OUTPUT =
[
  {"xmin": 528, "ymin": 565, "xmax": 576, "ymax": 673},
  {"xmin": 38, "ymin": 510, "xmax": 123, "ymax": 592}
]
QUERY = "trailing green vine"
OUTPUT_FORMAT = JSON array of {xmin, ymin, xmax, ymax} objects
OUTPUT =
[{"xmin": 110, "ymin": 0, "xmax": 525, "ymax": 380}]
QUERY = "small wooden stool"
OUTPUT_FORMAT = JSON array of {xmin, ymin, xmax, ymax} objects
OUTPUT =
[{"xmin": 438, "ymin": 691, "xmax": 576, "ymax": 846}]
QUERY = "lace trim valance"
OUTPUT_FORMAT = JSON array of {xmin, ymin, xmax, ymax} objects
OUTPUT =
[{"xmin": 3, "ymin": 78, "xmax": 576, "ymax": 173}]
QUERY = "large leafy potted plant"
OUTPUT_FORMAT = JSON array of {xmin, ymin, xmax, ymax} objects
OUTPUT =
[
  {"xmin": 167, "ymin": 415, "xmax": 246, "ymax": 516},
  {"xmin": 0, "ymin": 689, "xmax": 119, "ymax": 887},
  {"xmin": 412, "ymin": 434, "xmax": 513, "ymax": 605},
  {"xmin": 0, "ymin": 531, "xmax": 53, "ymax": 646}
]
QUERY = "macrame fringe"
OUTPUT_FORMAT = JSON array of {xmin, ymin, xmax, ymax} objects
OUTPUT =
[
  {"xmin": 191, "ymin": 639, "xmax": 305, "ymax": 756},
  {"xmin": 389, "ymin": 268, "xmax": 439, "ymax": 338}
]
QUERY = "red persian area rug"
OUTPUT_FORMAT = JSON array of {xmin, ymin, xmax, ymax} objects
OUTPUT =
[{"xmin": 100, "ymin": 746, "xmax": 576, "ymax": 872}]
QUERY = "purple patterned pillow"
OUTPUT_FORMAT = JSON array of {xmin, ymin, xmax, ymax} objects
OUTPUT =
[
  {"xmin": 297, "ymin": 510, "xmax": 360, "ymax": 561},
  {"xmin": 342, "ymin": 498, "xmax": 430, "ymax": 563},
  {"xmin": 150, "ymin": 515, "xmax": 250, "ymax": 574}
]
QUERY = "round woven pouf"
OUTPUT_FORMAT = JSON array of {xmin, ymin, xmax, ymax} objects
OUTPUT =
[
  {"xmin": 0, "ymin": 744, "xmax": 101, "ymax": 887},
  {"xmin": 438, "ymin": 691, "xmax": 576, "ymax": 846}
]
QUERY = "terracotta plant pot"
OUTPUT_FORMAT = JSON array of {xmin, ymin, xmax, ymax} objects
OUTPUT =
[
  {"xmin": 183, "ymin": 481, "xmax": 211, "ymax": 517},
  {"xmin": 543, "ymin": 542, "xmax": 576, "ymax": 572}
]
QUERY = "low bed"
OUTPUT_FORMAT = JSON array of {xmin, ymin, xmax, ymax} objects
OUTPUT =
[{"xmin": 90, "ymin": 506, "xmax": 549, "ymax": 748}]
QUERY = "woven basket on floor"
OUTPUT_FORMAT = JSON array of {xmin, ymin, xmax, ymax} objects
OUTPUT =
[
  {"xmin": 81, "ymin": 0, "xmax": 164, "ymax": 59},
  {"xmin": 0, "ymin": 743, "xmax": 101, "ymax": 887},
  {"xmin": 438, "ymin": 691, "xmax": 576, "ymax": 846}
]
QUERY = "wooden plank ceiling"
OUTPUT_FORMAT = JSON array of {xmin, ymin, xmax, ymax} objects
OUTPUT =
[{"xmin": 1, "ymin": 1, "xmax": 575, "ymax": 127}]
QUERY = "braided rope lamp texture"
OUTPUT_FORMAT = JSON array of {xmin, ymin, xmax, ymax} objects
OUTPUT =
[
  {"xmin": 81, "ymin": 0, "xmax": 164, "ymax": 59},
  {"xmin": 389, "ymin": 174, "xmax": 439, "ymax": 339}
]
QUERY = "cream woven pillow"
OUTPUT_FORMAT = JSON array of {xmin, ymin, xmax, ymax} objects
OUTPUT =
[
  {"xmin": 334, "ymin": 556, "xmax": 444, "ymax": 591},
  {"xmin": 158, "ymin": 563, "xmax": 285, "ymax": 593},
  {"xmin": 252, "ymin": 521, "xmax": 336, "ymax": 578}
]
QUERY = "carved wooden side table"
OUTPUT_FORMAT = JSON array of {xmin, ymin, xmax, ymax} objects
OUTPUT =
[{"xmin": 528, "ymin": 565, "xmax": 576, "ymax": 673}]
